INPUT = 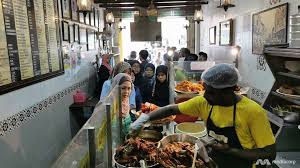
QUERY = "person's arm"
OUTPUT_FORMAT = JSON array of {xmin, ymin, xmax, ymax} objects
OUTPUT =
[{"xmin": 148, "ymin": 104, "xmax": 180, "ymax": 121}]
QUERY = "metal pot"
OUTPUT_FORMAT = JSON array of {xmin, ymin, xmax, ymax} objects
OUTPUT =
[
  {"xmin": 126, "ymin": 130, "xmax": 163, "ymax": 142},
  {"xmin": 113, "ymin": 153, "xmax": 159, "ymax": 168},
  {"xmin": 271, "ymin": 106, "xmax": 300, "ymax": 123}
]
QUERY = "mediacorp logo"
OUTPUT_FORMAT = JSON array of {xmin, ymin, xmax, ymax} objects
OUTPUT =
[{"xmin": 256, "ymin": 159, "xmax": 296, "ymax": 165}]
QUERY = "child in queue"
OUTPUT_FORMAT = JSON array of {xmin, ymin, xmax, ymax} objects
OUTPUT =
[
  {"xmin": 151, "ymin": 65, "xmax": 170, "ymax": 107},
  {"xmin": 143, "ymin": 63, "xmax": 155, "ymax": 103}
]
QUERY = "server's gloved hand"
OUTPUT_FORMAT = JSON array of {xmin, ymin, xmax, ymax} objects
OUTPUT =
[
  {"xmin": 129, "ymin": 113, "xmax": 150, "ymax": 136},
  {"xmin": 196, "ymin": 139, "xmax": 210, "ymax": 163}
]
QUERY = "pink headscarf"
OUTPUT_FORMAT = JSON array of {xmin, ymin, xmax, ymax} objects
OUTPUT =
[{"xmin": 112, "ymin": 73, "xmax": 133, "ymax": 117}]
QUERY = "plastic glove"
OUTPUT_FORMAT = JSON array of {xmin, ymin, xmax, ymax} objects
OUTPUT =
[
  {"xmin": 129, "ymin": 113, "xmax": 150, "ymax": 135},
  {"xmin": 196, "ymin": 139, "xmax": 210, "ymax": 163}
]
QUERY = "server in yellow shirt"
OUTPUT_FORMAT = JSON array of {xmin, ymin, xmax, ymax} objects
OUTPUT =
[{"xmin": 130, "ymin": 64, "xmax": 276, "ymax": 168}]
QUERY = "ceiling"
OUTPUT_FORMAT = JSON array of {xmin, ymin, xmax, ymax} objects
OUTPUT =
[{"xmin": 94, "ymin": 0, "xmax": 209, "ymax": 16}]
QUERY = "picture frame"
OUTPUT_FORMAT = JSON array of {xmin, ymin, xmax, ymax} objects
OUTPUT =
[
  {"xmin": 209, "ymin": 26, "xmax": 216, "ymax": 45},
  {"xmin": 61, "ymin": 0, "xmax": 71, "ymax": 19},
  {"xmin": 219, "ymin": 19, "xmax": 233, "ymax": 46},
  {"xmin": 62, "ymin": 21, "xmax": 70, "ymax": 41},
  {"xmin": 74, "ymin": 24, "xmax": 79, "ymax": 42},
  {"xmin": 252, "ymin": 3, "xmax": 288, "ymax": 55},
  {"xmin": 95, "ymin": 8, "xmax": 99, "ymax": 29},
  {"xmin": 87, "ymin": 29, "xmax": 95, "ymax": 51},
  {"xmin": 90, "ymin": 8, "xmax": 95, "ymax": 26},
  {"xmin": 71, "ymin": 0, "xmax": 78, "ymax": 21},
  {"xmin": 85, "ymin": 13, "xmax": 90, "ymax": 25},
  {"xmin": 79, "ymin": 13, "xmax": 85, "ymax": 23},
  {"xmin": 79, "ymin": 27, "xmax": 87, "ymax": 44}
]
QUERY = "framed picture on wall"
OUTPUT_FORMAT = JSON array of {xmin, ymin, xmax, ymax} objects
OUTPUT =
[
  {"xmin": 74, "ymin": 24, "xmax": 79, "ymax": 42},
  {"xmin": 79, "ymin": 27, "xmax": 87, "ymax": 43},
  {"xmin": 71, "ymin": 0, "xmax": 78, "ymax": 21},
  {"xmin": 90, "ymin": 8, "xmax": 95, "ymax": 26},
  {"xmin": 95, "ymin": 9, "xmax": 99, "ymax": 29},
  {"xmin": 88, "ymin": 30, "xmax": 95, "ymax": 50},
  {"xmin": 85, "ymin": 13, "xmax": 90, "ymax": 25},
  {"xmin": 61, "ymin": 0, "xmax": 71, "ymax": 19},
  {"xmin": 79, "ymin": 13, "xmax": 85, "ymax": 23},
  {"xmin": 209, "ymin": 26, "xmax": 216, "ymax": 45},
  {"xmin": 62, "ymin": 21, "xmax": 70, "ymax": 41},
  {"xmin": 252, "ymin": 3, "xmax": 288, "ymax": 55},
  {"xmin": 219, "ymin": 19, "xmax": 233, "ymax": 46}
]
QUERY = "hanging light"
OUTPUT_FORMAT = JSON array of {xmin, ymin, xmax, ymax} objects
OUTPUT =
[
  {"xmin": 184, "ymin": 17, "xmax": 190, "ymax": 29},
  {"xmin": 106, "ymin": 12, "xmax": 115, "ymax": 26},
  {"xmin": 194, "ymin": 8, "xmax": 203, "ymax": 24},
  {"xmin": 217, "ymin": 0, "xmax": 235, "ymax": 12},
  {"xmin": 118, "ymin": 19, "xmax": 126, "ymax": 31},
  {"xmin": 77, "ymin": 0, "xmax": 93, "ymax": 18}
]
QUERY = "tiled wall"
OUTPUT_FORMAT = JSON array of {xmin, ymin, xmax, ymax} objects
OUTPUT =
[{"xmin": 199, "ymin": 0, "xmax": 300, "ymax": 104}]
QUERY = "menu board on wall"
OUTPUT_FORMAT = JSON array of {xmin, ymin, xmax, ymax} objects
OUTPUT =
[{"xmin": 0, "ymin": 0, "xmax": 63, "ymax": 95}]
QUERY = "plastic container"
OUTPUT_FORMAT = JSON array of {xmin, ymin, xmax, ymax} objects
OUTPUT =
[
  {"xmin": 175, "ymin": 122, "xmax": 207, "ymax": 138},
  {"xmin": 73, "ymin": 90, "xmax": 87, "ymax": 103},
  {"xmin": 290, "ymin": 6, "xmax": 300, "ymax": 48}
]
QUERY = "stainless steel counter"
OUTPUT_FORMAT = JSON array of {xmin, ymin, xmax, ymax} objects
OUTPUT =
[{"xmin": 274, "ymin": 152, "xmax": 300, "ymax": 168}]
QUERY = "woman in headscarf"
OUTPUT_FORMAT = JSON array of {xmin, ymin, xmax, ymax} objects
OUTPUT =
[
  {"xmin": 111, "ymin": 73, "xmax": 133, "ymax": 135},
  {"xmin": 98, "ymin": 54, "xmax": 112, "ymax": 96},
  {"xmin": 151, "ymin": 65, "xmax": 170, "ymax": 107},
  {"xmin": 100, "ymin": 61, "xmax": 136, "ymax": 109}
]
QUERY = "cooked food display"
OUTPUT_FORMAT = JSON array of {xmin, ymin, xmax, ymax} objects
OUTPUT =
[
  {"xmin": 141, "ymin": 103, "xmax": 159, "ymax": 113},
  {"xmin": 114, "ymin": 138, "xmax": 158, "ymax": 167},
  {"xmin": 158, "ymin": 142, "xmax": 207, "ymax": 168},
  {"xmin": 139, "ymin": 103, "xmax": 176, "ymax": 125},
  {"xmin": 175, "ymin": 80, "xmax": 205, "ymax": 93}
]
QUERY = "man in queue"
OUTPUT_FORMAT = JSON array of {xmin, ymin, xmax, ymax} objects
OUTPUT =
[{"xmin": 130, "ymin": 63, "xmax": 276, "ymax": 168}]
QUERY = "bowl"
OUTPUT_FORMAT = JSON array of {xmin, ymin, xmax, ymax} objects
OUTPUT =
[
  {"xmin": 175, "ymin": 122, "xmax": 207, "ymax": 138},
  {"xmin": 158, "ymin": 134, "xmax": 199, "ymax": 148},
  {"xmin": 114, "ymin": 154, "xmax": 159, "ymax": 168},
  {"xmin": 285, "ymin": 61, "xmax": 300, "ymax": 72}
]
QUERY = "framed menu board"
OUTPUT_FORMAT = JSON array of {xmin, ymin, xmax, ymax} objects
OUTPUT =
[{"xmin": 0, "ymin": 0, "xmax": 63, "ymax": 95}]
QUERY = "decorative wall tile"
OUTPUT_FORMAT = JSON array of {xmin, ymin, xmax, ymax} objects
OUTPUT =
[
  {"xmin": 0, "ymin": 78, "xmax": 89, "ymax": 136},
  {"xmin": 249, "ymin": 87, "xmax": 267, "ymax": 104},
  {"xmin": 256, "ymin": 55, "xmax": 267, "ymax": 71}
]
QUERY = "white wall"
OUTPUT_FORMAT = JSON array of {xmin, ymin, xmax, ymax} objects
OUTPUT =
[{"xmin": 199, "ymin": 0, "xmax": 300, "ymax": 103}]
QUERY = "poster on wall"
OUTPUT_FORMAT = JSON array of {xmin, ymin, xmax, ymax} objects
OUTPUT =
[
  {"xmin": 71, "ymin": 0, "xmax": 78, "ymax": 21},
  {"xmin": 252, "ymin": 3, "xmax": 288, "ymax": 55},
  {"xmin": 61, "ymin": 0, "xmax": 71, "ymax": 19},
  {"xmin": 0, "ymin": 0, "xmax": 63, "ymax": 95}
]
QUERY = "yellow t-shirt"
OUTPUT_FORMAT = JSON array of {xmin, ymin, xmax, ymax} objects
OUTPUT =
[{"xmin": 178, "ymin": 96, "xmax": 275, "ymax": 149}]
